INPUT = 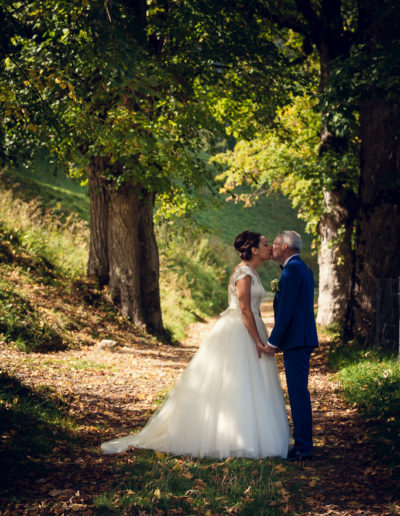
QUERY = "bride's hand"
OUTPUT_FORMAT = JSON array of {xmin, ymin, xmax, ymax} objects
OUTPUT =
[{"xmin": 256, "ymin": 341, "xmax": 265, "ymax": 359}]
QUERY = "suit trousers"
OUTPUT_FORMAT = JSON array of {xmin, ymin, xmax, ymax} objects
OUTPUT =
[{"xmin": 283, "ymin": 347, "xmax": 313, "ymax": 453}]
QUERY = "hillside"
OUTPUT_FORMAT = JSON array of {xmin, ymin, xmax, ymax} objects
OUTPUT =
[{"xmin": 0, "ymin": 166, "xmax": 317, "ymax": 339}]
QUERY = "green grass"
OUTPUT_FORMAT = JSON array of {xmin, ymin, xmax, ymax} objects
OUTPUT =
[
  {"xmin": 0, "ymin": 371, "xmax": 78, "ymax": 489},
  {"xmin": 0, "ymin": 187, "xmax": 88, "ymax": 278},
  {"xmin": 195, "ymin": 191, "xmax": 317, "ymax": 283},
  {"xmin": 329, "ymin": 342, "xmax": 400, "ymax": 466},
  {"xmin": 70, "ymin": 359, "xmax": 112, "ymax": 370},
  {"xmin": 158, "ymin": 231, "xmax": 232, "ymax": 340},
  {"xmin": 93, "ymin": 451, "xmax": 302, "ymax": 515},
  {"xmin": 0, "ymin": 166, "xmax": 89, "ymax": 221},
  {"xmin": 0, "ymin": 221, "xmax": 77, "ymax": 351}
]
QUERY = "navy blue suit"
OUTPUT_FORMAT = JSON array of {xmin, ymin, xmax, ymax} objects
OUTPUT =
[{"xmin": 269, "ymin": 255, "xmax": 318, "ymax": 454}]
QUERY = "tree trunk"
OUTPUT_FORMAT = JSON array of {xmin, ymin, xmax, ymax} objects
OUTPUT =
[
  {"xmin": 346, "ymin": 96, "xmax": 400, "ymax": 344},
  {"xmin": 87, "ymin": 158, "xmax": 110, "ymax": 286},
  {"xmin": 316, "ymin": 187, "xmax": 355, "ymax": 325},
  {"xmin": 260, "ymin": 0, "xmax": 356, "ymax": 326},
  {"xmin": 316, "ymin": 48, "xmax": 355, "ymax": 326},
  {"xmin": 139, "ymin": 191, "xmax": 163, "ymax": 333},
  {"xmin": 345, "ymin": 0, "xmax": 400, "ymax": 345},
  {"xmin": 107, "ymin": 183, "xmax": 146, "ymax": 328},
  {"xmin": 87, "ymin": 164, "xmax": 164, "ymax": 335},
  {"xmin": 307, "ymin": 4, "xmax": 355, "ymax": 326}
]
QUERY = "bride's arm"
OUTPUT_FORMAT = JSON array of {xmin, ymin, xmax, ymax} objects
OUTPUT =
[{"xmin": 236, "ymin": 276, "xmax": 265, "ymax": 358}]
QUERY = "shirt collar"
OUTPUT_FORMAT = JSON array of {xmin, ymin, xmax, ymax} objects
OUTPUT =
[{"xmin": 283, "ymin": 254, "xmax": 299, "ymax": 268}]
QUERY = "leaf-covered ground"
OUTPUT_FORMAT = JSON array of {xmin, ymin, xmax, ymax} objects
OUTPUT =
[{"xmin": 0, "ymin": 301, "xmax": 399, "ymax": 515}]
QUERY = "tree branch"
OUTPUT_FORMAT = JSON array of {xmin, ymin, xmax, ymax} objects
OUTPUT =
[
  {"xmin": 295, "ymin": 0, "xmax": 320, "ymax": 33},
  {"xmin": 256, "ymin": 2, "xmax": 310, "ymax": 37}
]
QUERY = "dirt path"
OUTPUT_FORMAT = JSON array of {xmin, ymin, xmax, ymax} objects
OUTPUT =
[
  {"xmin": 0, "ymin": 302, "xmax": 398, "ymax": 514},
  {"xmin": 262, "ymin": 302, "xmax": 398, "ymax": 515},
  {"xmin": 261, "ymin": 303, "xmax": 398, "ymax": 515}
]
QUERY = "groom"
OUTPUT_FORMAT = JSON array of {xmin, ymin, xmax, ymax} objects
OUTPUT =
[{"xmin": 265, "ymin": 231, "xmax": 318, "ymax": 461}]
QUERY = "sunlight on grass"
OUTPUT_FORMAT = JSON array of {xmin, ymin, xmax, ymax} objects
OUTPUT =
[
  {"xmin": 70, "ymin": 359, "xmax": 111, "ymax": 370},
  {"xmin": 195, "ymin": 192, "xmax": 317, "ymax": 281},
  {"xmin": 330, "ymin": 344, "xmax": 400, "ymax": 465},
  {"xmin": 0, "ymin": 166, "xmax": 90, "ymax": 221},
  {"xmin": 0, "ymin": 277, "xmax": 67, "ymax": 352},
  {"xmin": 0, "ymin": 189, "xmax": 88, "ymax": 277},
  {"xmin": 158, "ymin": 232, "xmax": 230, "ymax": 341},
  {"xmin": 93, "ymin": 451, "xmax": 302, "ymax": 515}
]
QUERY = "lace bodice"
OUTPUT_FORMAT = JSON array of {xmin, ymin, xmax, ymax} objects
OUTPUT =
[{"xmin": 227, "ymin": 265, "xmax": 266, "ymax": 315}]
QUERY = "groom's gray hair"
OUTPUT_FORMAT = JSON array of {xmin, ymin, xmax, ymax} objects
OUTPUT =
[{"xmin": 278, "ymin": 231, "xmax": 302, "ymax": 252}]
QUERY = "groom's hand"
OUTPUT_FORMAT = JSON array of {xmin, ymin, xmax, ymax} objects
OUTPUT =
[{"xmin": 264, "ymin": 343, "xmax": 277, "ymax": 356}]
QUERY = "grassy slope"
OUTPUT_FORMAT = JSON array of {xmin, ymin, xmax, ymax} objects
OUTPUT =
[
  {"xmin": 328, "ymin": 338, "xmax": 400, "ymax": 467},
  {"xmin": 0, "ymin": 166, "xmax": 317, "ymax": 339},
  {"xmin": 0, "ymin": 166, "xmax": 90, "ymax": 221},
  {"xmin": 195, "ymin": 192, "xmax": 317, "ymax": 282}
]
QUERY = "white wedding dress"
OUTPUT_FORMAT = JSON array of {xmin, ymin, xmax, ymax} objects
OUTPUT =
[{"xmin": 101, "ymin": 265, "xmax": 290, "ymax": 459}]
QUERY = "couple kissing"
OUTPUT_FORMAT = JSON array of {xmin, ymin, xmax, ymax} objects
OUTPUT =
[{"xmin": 102, "ymin": 230, "xmax": 318, "ymax": 463}]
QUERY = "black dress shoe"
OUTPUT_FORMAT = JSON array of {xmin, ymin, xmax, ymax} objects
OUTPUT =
[{"xmin": 287, "ymin": 448, "xmax": 312, "ymax": 462}]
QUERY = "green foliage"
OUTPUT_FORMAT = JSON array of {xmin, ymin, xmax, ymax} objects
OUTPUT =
[
  {"xmin": 319, "ymin": 17, "xmax": 400, "ymax": 139},
  {"xmin": 0, "ymin": 371, "xmax": 77, "ymax": 488},
  {"xmin": 93, "ymin": 451, "xmax": 301, "ymax": 515},
  {"xmin": 215, "ymin": 95, "xmax": 359, "ymax": 240},
  {"xmin": 0, "ymin": 0, "xmax": 315, "ymax": 223},
  {"xmin": 329, "ymin": 344, "xmax": 400, "ymax": 465},
  {"xmin": 0, "ymin": 0, "xmax": 222, "ymax": 215}
]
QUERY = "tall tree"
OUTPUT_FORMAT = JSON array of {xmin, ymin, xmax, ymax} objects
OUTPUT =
[
  {"xmin": 0, "ymin": 0, "xmax": 218, "ymax": 334},
  {"xmin": 345, "ymin": 0, "xmax": 400, "ymax": 344},
  {"xmin": 228, "ymin": 0, "xmax": 400, "ymax": 342},
  {"xmin": 210, "ymin": 0, "xmax": 358, "ymax": 326},
  {"xmin": 1, "ymin": 0, "xmax": 293, "ymax": 335},
  {"xmin": 251, "ymin": 1, "xmax": 358, "ymax": 326}
]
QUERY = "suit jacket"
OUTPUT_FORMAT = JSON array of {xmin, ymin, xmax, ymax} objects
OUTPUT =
[{"xmin": 269, "ymin": 255, "xmax": 318, "ymax": 351}]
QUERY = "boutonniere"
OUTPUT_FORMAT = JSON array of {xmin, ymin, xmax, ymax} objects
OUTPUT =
[{"xmin": 271, "ymin": 279, "xmax": 280, "ymax": 293}]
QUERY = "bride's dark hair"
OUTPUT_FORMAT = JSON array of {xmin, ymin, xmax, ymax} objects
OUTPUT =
[{"xmin": 234, "ymin": 231, "xmax": 262, "ymax": 261}]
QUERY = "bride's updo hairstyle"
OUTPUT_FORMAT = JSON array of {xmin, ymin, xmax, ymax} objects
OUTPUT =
[{"xmin": 234, "ymin": 231, "xmax": 262, "ymax": 261}]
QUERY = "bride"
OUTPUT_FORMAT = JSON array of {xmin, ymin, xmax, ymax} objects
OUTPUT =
[{"xmin": 101, "ymin": 230, "xmax": 290, "ymax": 459}]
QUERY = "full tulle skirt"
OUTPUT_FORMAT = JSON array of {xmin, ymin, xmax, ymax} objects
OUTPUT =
[{"xmin": 101, "ymin": 310, "xmax": 290, "ymax": 459}]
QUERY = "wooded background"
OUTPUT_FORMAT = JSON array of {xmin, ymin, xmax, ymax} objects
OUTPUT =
[{"xmin": 1, "ymin": 0, "xmax": 399, "ymax": 349}]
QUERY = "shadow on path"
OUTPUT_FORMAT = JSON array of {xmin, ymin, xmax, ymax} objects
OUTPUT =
[{"xmin": 0, "ymin": 302, "xmax": 398, "ymax": 515}]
